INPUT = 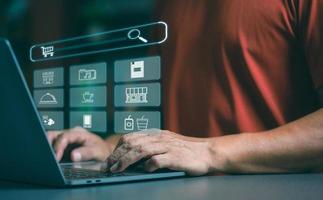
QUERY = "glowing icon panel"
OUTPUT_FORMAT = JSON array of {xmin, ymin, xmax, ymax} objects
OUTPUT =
[
  {"xmin": 70, "ymin": 86, "xmax": 107, "ymax": 108},
  {"xmin": 40, "ymin": 112, "xmax": 64, "ymax": 130},
  {"xmin": 78, "ymin": 69, "xmax": 97, "ymax": 81},
  {"xmin": 115, "ymin": 112, "xmax": 160, "ymax": 134},
  {"xmin": 70, "ymin": 62, "xmax": 107, "ymax": 86},
  {"xmin": 34, "ymin": 89, "xmax": 64, "ymax": 108},
  {"xmin": 115, "ymin": 56, "xmax": 161, "ymax": 83},
  {"xmin": 70, "ymin": 111, "xmax": 107, "ymax": 133},
  {"xmin": 115, "ymin": 83, "xmax": 160, "ymax": 107},
  {"xmin": 125, "ymin": 87, "xmax": 148, "ymax": 104},
  {"xmin": 34, "ymin": 68, "xmax": 64, "ymax": 88}
]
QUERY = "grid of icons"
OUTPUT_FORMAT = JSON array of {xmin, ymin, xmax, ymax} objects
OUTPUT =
[
  {"xmin": 33, "ymin": 67, "xmax": 64, "ymax": 130},
  {"xmin": 33, "ymin": 56, "xmax": 161, "ymax": 134},
  {"xmin": 114, "ymin": 56, "xmax": 161, "ymax": 133},
  {"xmin": 69, "ymin": 62, "xmax": 107, "ymax": 132}
]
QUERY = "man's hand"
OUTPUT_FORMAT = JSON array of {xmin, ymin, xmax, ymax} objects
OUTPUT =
[
  {"xmin": 106, "ymin": 129, "xmax": 212, "ymax": 176},
  {"xmin": 48, "ymin": 127, "xmax": 111, "ymax": 162}
]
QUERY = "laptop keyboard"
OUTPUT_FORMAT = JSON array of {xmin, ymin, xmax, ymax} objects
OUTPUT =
[{"xmin": 63, "ymin": 167, "xmax": 144, "ymax": 180}]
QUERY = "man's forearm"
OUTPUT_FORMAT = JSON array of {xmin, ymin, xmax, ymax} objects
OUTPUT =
[{"xmin": 209, "ymin": 108, "xmax": 323, "ymax": 173}]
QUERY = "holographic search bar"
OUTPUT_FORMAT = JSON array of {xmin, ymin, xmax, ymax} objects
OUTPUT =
[{"xmin": 30, "ymin": 21, "xmax": 168, "ymax": 62}]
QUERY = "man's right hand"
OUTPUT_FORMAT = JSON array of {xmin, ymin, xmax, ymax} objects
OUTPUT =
[{"xmin": 48, "ymin": 127, "xmax": 111, "ymax": 162}]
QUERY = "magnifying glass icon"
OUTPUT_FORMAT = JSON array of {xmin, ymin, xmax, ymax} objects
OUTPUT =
[{"xmin": 127, "ymin": 29, "xmax": 148, "ymax": 43}]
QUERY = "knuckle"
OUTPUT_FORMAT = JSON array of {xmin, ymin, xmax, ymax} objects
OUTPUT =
[
  {"xmin": 121, "ymin": 136, "xmax": 136, "ymax": 148},
  {"xmin": 120, "ymin": 135, "xmax": 129, "ymax": 144},
  {"xmin": 127, "ymin": 142, "xmax": 135, "ymax": 149},
  {"xmin": 56, "ymin": 133, "xmax": 67, "ymax": 143},
  {"xmin": 62, "ymin": 134, "xmax": 74, "ymax": 144},
  {"xmin": 122, "ymin": 143, "xmax": 131, "ymax": 150},
  {"xmin": 135, "ymin": 145, "xmax": 145, "ymax": 154}
]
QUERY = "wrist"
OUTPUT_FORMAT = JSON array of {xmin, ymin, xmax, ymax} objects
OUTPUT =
[{"xmin": 205, "ymin": 137, "xmax": 229, "ymax": 173}]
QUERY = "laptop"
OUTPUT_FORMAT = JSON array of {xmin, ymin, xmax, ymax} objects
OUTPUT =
[{"xmin": 0, "ymin": 38, "xmax": 185, "ymax": 186}]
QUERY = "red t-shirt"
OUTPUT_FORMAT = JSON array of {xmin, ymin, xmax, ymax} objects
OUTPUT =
[{"xmin": 157, "ymin": 0, "xmax": 323, "ymax": 137}]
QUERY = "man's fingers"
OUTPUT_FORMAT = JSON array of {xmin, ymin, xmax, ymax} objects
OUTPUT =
[
  {"xmin": 106, "ymin": 144, "xmax": 131, "ymax": 167},
  {"xmin": 53, "ymin": 136, "xmax": 68, "ymax": 161},
  {"xmin": 113, "ymin": 132, "xmax": 149, "ymax": 150},
  {"xmin": 47, "ymin": 131, "xmax": 61, "ymax": 145},
  {"xmin": 107, "ymin": 133, "xmax": 162, "ymax": 168},
  {"xmin": 122, "ymin": 129, "xmax": 163, "ymax": 143},
  {"xmin": 114, "ymin": 129, "xmax": 162, "ymax": 148},
  {"xmin": 71, "ymin": 146, "xmax": 97, "ymax": 162},
  {"xmin": 109, "ymin": 143, "xmax": 167, "ymax": 173},
  {"xmin": 144, "ymin": 154, "xmax": 171, "ymax": 172},
  {"xmin": 53, "ymin": 131, "xmax": 87, "ymax": 161}
]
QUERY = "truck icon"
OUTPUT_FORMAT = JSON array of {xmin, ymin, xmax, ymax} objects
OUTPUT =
[{"xmin": 41, "ymin": 46, "xmax": 54, "ymax": 58}]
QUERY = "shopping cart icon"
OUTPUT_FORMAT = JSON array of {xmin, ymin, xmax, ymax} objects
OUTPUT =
[{"xmin": 41, "ymin": 46, "xmax": 54, "ymax": 58}]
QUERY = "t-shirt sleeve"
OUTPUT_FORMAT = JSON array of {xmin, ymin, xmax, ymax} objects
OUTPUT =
[{"xmin": 297, "ymin": 0, "xmax": 323, "ymax": 105}]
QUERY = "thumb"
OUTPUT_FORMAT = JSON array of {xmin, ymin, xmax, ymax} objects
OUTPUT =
[{"xmin": 71, "ymin": 146, "xmax": 97, "ymax": 162}]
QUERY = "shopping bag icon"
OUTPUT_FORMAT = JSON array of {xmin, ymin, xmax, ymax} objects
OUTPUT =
[{"xmin": 136, "ymin": 116, "xmax": 149, "ymax": 131}]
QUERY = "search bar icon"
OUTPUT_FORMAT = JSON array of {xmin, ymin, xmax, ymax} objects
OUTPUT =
[
  {"xmin": 30, "ymin": 21, "xmax": 168, "ymax": 62},
  {"xmin": 127, "ymin": 29, "xmax": 148, "ymax": 43}
]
